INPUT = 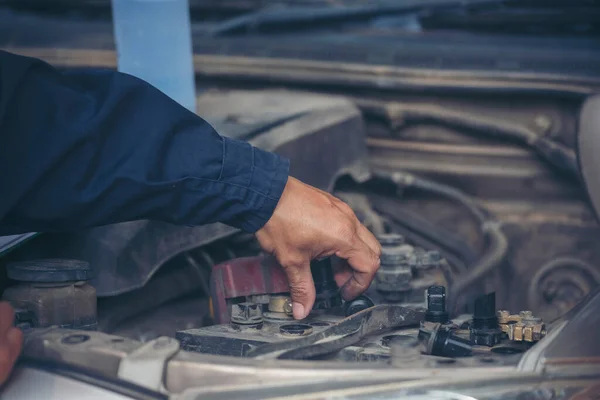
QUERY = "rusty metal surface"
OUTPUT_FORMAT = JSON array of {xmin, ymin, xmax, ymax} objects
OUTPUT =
[
  {"xmin": 2, "ymin": 4, "xmax": 600, "ymax": 343},
  {"xmin": 497, "ymin": 310, "xmax": 546, "ymax": 343},
  {"xmin": 3, "ymin": 282, "xmax": 96, "ymax": 329},
  {"xmin": 246, "ymin": 305, "xmax": 425, "ymax": 360},
  {"xmin": 367, "ymin": 138, "xmax": 581, "ymax": 200},
  {"xmin": 15, "ymin": 283, "xmax": 600, "ymax": 397}
]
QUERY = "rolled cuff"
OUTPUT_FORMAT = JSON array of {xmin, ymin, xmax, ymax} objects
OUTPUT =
[{"xmin": 220, "ymin": 137, "xmax": 290, "ymax": 233}]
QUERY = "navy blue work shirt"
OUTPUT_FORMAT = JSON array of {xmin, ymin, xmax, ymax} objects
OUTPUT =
[{"xmin": 0, "ymin": 51, "xmax": 290, "ymax": 235}]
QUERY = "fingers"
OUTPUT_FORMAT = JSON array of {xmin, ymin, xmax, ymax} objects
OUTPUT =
[
  {"xmin": 280, "ymin": 257, "xmax": 316, "ymax": 320},
  {"xmin": 332, "ymin": 257, "xmax": 352, "ymax": 288},
  {"xmin": 332, "ymin": 199, "xmax": 381, "ymax": 300},
  {"xmin": 356, "ymin": 223, "xmax": 382, "ymax": 260},
  {"xmin": 335, "ymin": 229, "xmax": 381, "ymax": 301},
  {"xmin": 0, "ymin": 327, "xmax": 22, "ymax": 385},
  {"xmin": 256, "ymin": 177, "xmax": 381, "ymax": 319},
  {"xmin": 0, "ymin": 303, "xmax": 22, "ymax": 386},
  {"xmin": 0, "ymin": 303, "xmax": 14, "ymax": 334},
  {"xmin": 7, "ymin": 327, "xmax": 22, "ymax": 364}
]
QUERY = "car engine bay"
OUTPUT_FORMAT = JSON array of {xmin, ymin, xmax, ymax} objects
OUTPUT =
[
  {"xmin": 2, "ymin": 87, "xmax": 600, "ymax": 398},
  {"xmin": 0, "ymin": 1, "xmax": 600, "ymax": 397}
]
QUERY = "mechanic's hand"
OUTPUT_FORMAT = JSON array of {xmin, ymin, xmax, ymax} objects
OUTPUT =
[
  {"xmin": 256, "ymin": 177, "xmax": 381, "ymax": 320},
  {"xmin": 0, "ymin": 302, "xmax": 22, "ymax": 385}
]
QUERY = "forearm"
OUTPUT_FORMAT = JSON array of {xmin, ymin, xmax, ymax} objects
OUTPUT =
[{"xmin": 0, "ymin": 51, "xmax": 288, "ymax": 235}]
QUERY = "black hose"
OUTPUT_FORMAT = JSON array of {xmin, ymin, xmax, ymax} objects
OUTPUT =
[
  {"xmin": 449, "ymin": 221, "xmax": 508, "ymax": 304},
  {"xmin": 373, "ymin": 170, "xmax": 509, "ymax": 310},
  {"xmin": 358, "ymin": 101, "xmax": 579, "ymax": 179},
  {"xmin": 375, "ymin": 171, "xmax": 489, "ymax": 224},
  {"xmin": 370, "ymin": 195, "xmax": 475, "ymax": 270}
]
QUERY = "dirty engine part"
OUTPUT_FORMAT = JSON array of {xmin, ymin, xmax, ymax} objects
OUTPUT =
[
  {"xmin": 2, "ymin": 259, "xmax": 97, "ymax": 331},
  {"xmin": 179, "ymin": 245, "xmax": 539, "ymax": 364}
]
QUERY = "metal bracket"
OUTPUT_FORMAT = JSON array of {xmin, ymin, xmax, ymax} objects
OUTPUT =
[
  {"xmin": 117, "ymin": 336, "xmax": 180, "ymax": 392},
  {"xmin": 247, "ymin": 304, "xmax": 425, "ymax": 360}
]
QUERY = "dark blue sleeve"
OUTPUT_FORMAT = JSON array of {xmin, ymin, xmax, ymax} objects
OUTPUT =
[{"xmin": 0, "ymin": 50, "xmax": 289, "ymax": 235}]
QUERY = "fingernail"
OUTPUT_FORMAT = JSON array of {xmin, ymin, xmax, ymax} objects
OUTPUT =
[{"xmin": 292, "ymin": 302, "xmax": 306, "ymax": 320}]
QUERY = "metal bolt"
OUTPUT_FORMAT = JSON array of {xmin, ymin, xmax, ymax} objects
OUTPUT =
[
  {"xmin": 496, "ymin": 310, "xmax": 510, "ymax": 323},
  {"xmin": 249, "ymin": 294, "xmax": 270, "ymax": 305},
  {"xmin": 231, "ymin": 302, "xmax": 263, "ymax": 325},
  {"xmin": 416, "ymin": 250, "xmax": 442, "ymax": 269},
  {"xmin": 283, "ymin": 298, "xmax": 293, "ymax": 315},
  {"xmin": 380, "ymin": 245, "xmax": 414, "ymax": 267},
  {"xmin": 377, "ymin": 233, "xmax": 405, "ymax": 247},
  {"xmin": 534, "ymin": 115, "xmax": 552, "ymax": 134},
  {"xmin": 269, "ymin": 296, "xmax": 291, "ymax": 313},
  {"xmin": 519, "ymin": 310, "xmax": 533, "ymax": 319}
]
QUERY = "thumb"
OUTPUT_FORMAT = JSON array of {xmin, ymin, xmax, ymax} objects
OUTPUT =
[{"xmin": 282, "ymin": 260, "xmax": 316, "ymax": 320}]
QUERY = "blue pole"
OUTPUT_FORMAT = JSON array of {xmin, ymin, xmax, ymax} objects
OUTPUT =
[{"xmin": 111, "ymin": 0, "xmax": 196, "ymax": 112}]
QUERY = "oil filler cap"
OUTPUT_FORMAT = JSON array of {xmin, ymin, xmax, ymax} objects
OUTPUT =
[{"xmin": 7, "ymin": 259, "xmax": 93, "ymax": 283}]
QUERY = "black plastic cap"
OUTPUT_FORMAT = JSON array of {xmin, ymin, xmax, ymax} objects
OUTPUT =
[
  {"xmin": 344, "ymin": 295, "xmax": 375, "ymax": 316},
  {"xmin": 7, "ymin": 259, "xmax": 93, "ymax": 283},
  {"xmin": 425, "ymin": 285, "xmax": 449, "ymax": 324},
  {"xmin": 472, "ymin": 292, "xmax": 498, "ymax": 329},
  {"xmin": 432, "ymin": 328, "xmax": 472, "ymax": 358},
  {"xmin": 310, "ymin": 258, "xmax": 337, "ymax": 292},
  {"xmin": 474, "ymin": 292, "xmax": 496, "ymax": 318}
]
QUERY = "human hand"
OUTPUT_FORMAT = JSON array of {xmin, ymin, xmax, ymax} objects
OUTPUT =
[
  {"xmin": 256, "ymin": 177, "xmax": 381, "ymax": 319},
  {"xmin": 0, "ymin": 303, "xmax": 22, "ymax": 385}
]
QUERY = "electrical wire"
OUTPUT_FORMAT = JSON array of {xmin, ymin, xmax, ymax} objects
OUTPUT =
[
  {"xmin": 370, "ymin": 194, "xmax": 475, "ymax": 270},
  {"xmin": 373, "ymin": 170, "xmax": 509, "ymax": 310}
]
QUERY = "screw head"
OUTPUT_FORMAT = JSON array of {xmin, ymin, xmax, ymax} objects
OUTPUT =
[
  {"xmin": 534, "ymin": 114, "xmax": 552, "ymax": 133},
  {"xmin": 283, "ymin": 298, "xmax": 293, "ymax": 315},
  {"xmin": 231, "ymin": 302, "xmax": 263, "ymax": 325},
  {"xmin": 519, "ymin": 310, "xmax": 534, "ymax": 319}
]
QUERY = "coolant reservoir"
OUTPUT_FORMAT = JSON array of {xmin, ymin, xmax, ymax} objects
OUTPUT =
[{"xmin": 3, "ymin": 259, "xmax": 97, "ymax": 330}]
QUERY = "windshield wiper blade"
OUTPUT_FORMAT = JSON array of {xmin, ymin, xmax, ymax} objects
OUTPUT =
[{"xmin": 208, "ymin": 0, "xmax": 508, "ymax": 36}]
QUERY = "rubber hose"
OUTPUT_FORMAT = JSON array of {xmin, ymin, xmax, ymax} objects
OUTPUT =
[
  {"xmin": 449, "ymin": 222, "xmax": 508, "ymax": 311},
  {"xmin": 359, "ymin": 100, "xmax": 578, "ymax": 179},
  {"xmin": 373, "ymin": 170, "xmax": 509, "ymax": 308}
]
